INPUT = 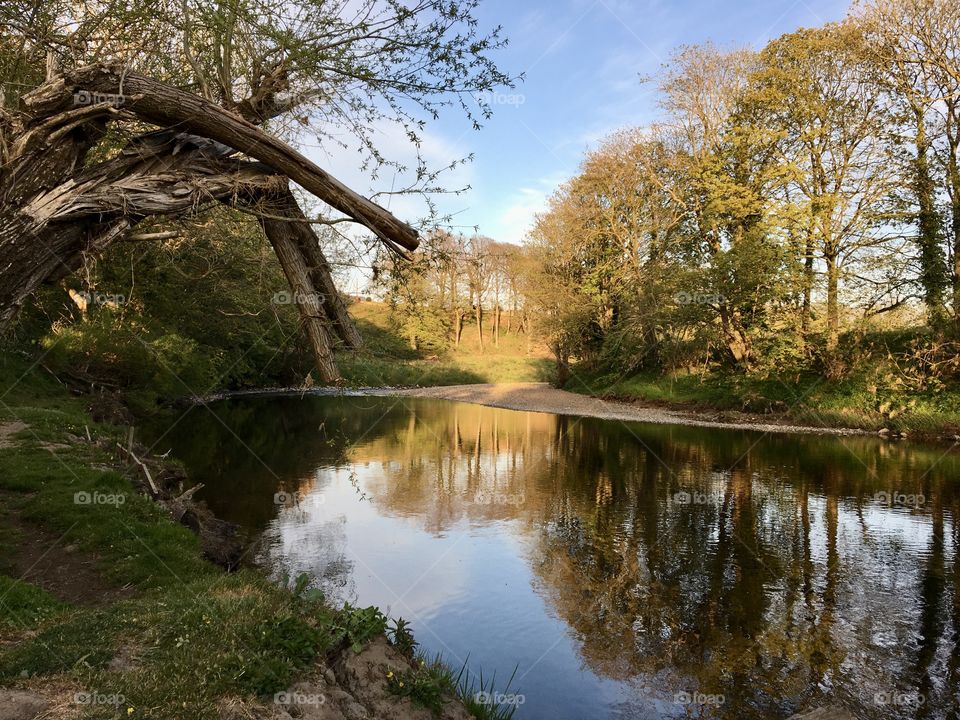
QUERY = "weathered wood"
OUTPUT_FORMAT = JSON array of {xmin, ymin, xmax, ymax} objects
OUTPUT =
[
  {"xmin": 0, "ymin": 67, "xmax": 412, "ymax": 383},
  {"xmin": 259, "ymin": 211, "xmax": 341, "ymax": 384},
  {"xmin": 60, "ymin": 64, "xmax": 419, "ymax": 253},
  {"xmin": 259, "ymin": 189, "xmax": 363, "ymax": 350}
]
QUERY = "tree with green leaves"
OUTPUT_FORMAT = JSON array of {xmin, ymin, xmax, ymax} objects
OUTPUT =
[{"xmin": 744, "ymin": 23, "xmax": 902, "ymax": 354}]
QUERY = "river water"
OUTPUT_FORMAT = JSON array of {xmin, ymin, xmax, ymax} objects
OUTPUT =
[{"xmin": 147, "ymin": 395, "xmax": 960, "ymax": 719}]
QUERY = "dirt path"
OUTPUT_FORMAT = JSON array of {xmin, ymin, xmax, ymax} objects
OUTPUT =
[
  {"xmin": 373, "ymin": 382, "xmax": 870, "ymax": 437},
  {"xmin": 0, "ymin": 420, "xmax": 28, "ymax": 449}
]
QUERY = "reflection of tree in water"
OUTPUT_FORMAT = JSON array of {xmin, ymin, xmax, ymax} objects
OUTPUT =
[
  {"xmin": 145, "ymin": 396, "xmax": 416, "ymax": 528},
  {"xmin": 351, "ymin": 401, "xmax": 555, "ymax": 531},
  {"xmin": 163, "ymin": 396, "xmax": 960, "ymax": 719},
  {"xmin": 353, "ymin": 406, "xmax": 960, "ymax": 719},
  {"xmin": 524, "ymin": 423, "xmax": 960, "ymax": 719}
]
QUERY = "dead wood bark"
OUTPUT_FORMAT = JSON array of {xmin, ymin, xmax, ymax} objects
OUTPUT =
[
  {"xmin": 65, "ymin": 65, "xmax": 418, "ymax": 252},
  {"xmin": 255, "ymin": 189, "xmax": 363, "ymax": 350},
  {"xmin": 0, "ymin": 64, "xmax": 418, "ymax": 383},
  {"xmin": 260, "ymin": 210, "xmax": 341, "ymax": 383}
]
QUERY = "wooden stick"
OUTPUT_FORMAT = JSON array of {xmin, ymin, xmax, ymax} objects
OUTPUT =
[{"xmin": 116, "ymin": 442, "xmax": 159, "ymax": 496}]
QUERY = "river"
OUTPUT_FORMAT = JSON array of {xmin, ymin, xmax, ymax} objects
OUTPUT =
[{"xmin": 146, "ymin": 394, "xmax": 960, "ymax": 719}]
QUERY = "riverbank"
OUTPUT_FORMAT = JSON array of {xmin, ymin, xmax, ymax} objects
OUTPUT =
[
  {"xmin": 375, "ymin": 383, "xmax": 873, "ymax": 437},
  {"xmin": 196, "ymin": 382, "xmax": 900, "ymax": 439},
  {"xmin": 0, "ymin": 353, "xmax": 512, "ymax": 720},
  {"xmin": 564, "ymin": 368, "xmax": 960, "ymax": 441}
]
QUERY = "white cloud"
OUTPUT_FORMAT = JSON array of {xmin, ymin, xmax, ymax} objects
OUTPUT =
[
  {"xmin": 489, "ymin": 171, "xmax": 571, "ymax": 245},
  {"xmin": 301, "ymin": 117, "xmax": 475, "ymax": 230}
]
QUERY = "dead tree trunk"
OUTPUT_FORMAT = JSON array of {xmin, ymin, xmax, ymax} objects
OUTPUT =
[
  {"xmin": 254, "ymin": 189, "xmax": 362, "ymax": 350},
  {"xmin": 260, "ymin": 211, "xmax": 340, "ymax": 383},
  {"xmin": 0, "ymin": 63, "xmax": 417, "ymax": 382}
]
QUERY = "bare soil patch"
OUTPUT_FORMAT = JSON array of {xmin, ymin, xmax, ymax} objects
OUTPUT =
[
  {"xmin": 0, "ymin": 421, "xmax": 28, "ymax": 449},
  {"xmin": 2, "ymin": 509, "xmax": 135, "ymax": 608}
]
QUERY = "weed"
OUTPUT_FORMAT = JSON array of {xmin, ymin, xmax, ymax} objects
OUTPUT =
[{"xmin": 388, "ymin": 617, "xmax": 418, "ymax": 657}]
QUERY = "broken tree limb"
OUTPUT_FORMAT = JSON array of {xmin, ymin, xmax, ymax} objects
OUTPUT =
[
  {"xmin": 260, "ymin": 208, "xmax": 342, "ymax": 383},
  {"xmin": 1, "ymin": 66, "xmax": 415, "ymax": 383},
  {"xmin": 116, "ymin": 442, "xmax": 160, "ymax": 497},
  {"xmin": 173, "ymin": 483, "xmax": 205, "ymax": 503},
  {"xmin": 63, "ymin": 64, "xmax": 420, "ymax": 252},
  {"xmin": 251, "ymin": 188, "xmax": 363, "ymax": 350}
]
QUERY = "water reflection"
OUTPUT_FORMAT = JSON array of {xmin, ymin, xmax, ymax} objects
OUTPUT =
[{"xmin": 148, "ymin": 396, "xmax": 960, "ymax": 719}]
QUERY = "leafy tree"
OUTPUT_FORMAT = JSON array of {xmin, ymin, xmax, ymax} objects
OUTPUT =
[{"xmin": 744, "ymin": 23, "xmax": 902, "ymax": 355}]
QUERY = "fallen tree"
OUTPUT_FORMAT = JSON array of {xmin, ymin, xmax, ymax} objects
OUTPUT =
[{"xmin": 0, "ymin": 63, "xmax": 420, "ymax": 383}]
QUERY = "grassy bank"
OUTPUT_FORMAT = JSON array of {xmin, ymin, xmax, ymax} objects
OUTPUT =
[
  {"xmin": 0, "ymin": 351, "xmax": 515, "ymax": 720},
  {"xmin": 568, "ymin": 365, "xmax": 960, "ymax": 437},
  {"xmin": 337, "ymin": 302, "xmax": 552, "ymax": 388}
]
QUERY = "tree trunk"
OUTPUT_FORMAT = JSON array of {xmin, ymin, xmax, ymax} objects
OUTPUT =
[
  {"xmin": 259, "ymin": 212, "xmax": 340, "ymax": 383},
  {"xmin": 825, "ymin": 250, "xmax": 840, "ymax": 351},
  {"xmin": 801, "ymin": 227, "xmax": 815, "ymax": 336},
  {"xmin": 948, "ymin": 135, "xmax": 960, "ymax": 334},
  {"xmin": 454, "ymin": 310, "xmax": 464, "ymax": 347},
  {"xmin": 258, "ymin": 189, "xmax": 362, "ymax": 349},
  {"xmin": 552, "ymin": 343, "xmax": 569, "ymax": 387},
  {"xmin": 914, "ymin": 105, "xmax": 948, "ymax": 327},
  {"xmin": 75, "ymin": 65, "xmax": 418, "ymax": 253},
  {"xmin": 0, "ymin": 64, "xmax": 417, "ymax": 382},
  {"xmin": 493, "ymin": 304, "xmax": 501, "ymax": 347},
  {"xmin": 475, "ymin": 304, "xmax": 484, "ymax": 351},
  {"xmin": 717, "ymin": 302, "xmax": 751, "ymax": 366}
]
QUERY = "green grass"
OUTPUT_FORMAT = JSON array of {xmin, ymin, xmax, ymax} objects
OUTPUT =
[
  {"xmin": 570, "ymin": 366, "xmax": 960, "ymax": 436},
  {"xmin": 339, "ymin": 301, "xmax": 553, "ymax": 387},
  {"xmin": 0, "ymin": 576, "xmax": 64, "ymax": 631},
  {"xmin": 385, "ymin": 618, "xmax": 520, "ymax": 720}
]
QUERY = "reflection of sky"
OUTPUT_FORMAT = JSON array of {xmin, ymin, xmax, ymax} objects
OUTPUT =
[
  {"xmin": 257, "ymin": 448, "xmax": 952, "ymax": 720},
  {"xmin": 262, "ymin": 463, "xmax": 641, "ymax": 719},
  {"xmin": 238, "ymin": 401, "xmax": 960, "ymax": 720}
]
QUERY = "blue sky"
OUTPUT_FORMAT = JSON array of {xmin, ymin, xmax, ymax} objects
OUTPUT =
[
  {"xmin": 430, "ymin": 0, "xmax": 851, "ymax": 243},
  {"xmin": 312, "ymin": 0, "xmax": 851, "ymax": 266}
]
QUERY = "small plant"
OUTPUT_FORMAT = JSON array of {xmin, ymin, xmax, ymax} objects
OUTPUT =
[
  {"xmin": 457, "ymin": 663, "xmax": 521, "ymax": 720},
  {"xmin": 386, "ymin": 657, "xmax": 455, "ymax": 716},
  {"xmin": 388, "ymin": 617, "xmax": 418, "ymax": 657},
  {"xmin": 238, "ymin": 615, "xmax": 323, "ymax": 696},
  {"xmin": 291, "ymin": 572, "xmax": 324, "ymax": 603},
  {"xmin": 331, "ymin": 604, "xmax": 387, "ymax": 653}
]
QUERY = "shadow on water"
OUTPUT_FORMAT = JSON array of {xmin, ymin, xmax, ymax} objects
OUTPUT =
[{"xmin": 145, "ymin": 396, "xmax": 960, "ymax": 720}]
